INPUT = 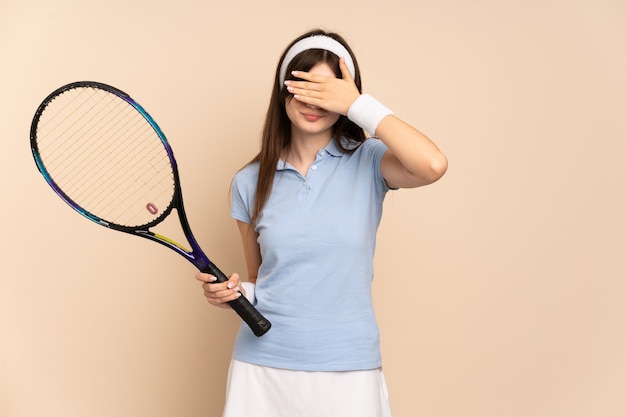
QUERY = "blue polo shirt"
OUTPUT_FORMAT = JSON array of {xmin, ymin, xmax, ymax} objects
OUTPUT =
[{"xmin": 230, "ymin": 137, "xmax": 391, "ymax": 371}]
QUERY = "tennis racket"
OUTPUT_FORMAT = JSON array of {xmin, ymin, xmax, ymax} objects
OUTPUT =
[{"xmin": 30, "ymin": 81, "xmax": 271, "ymax": 337}]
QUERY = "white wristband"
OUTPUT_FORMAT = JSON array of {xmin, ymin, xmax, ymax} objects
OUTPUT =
[
  {"xmin": 347, "ymin": 94, "xmax": 393, "ymax": 136},
  {"xmin": 240, "ymin": 282, "xmax": 256, "ymax": 304}
]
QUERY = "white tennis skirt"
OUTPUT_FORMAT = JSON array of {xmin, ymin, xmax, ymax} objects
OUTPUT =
[{"xmin": 222, "ymin": 360, "xmax": 392, "ymax": 417}]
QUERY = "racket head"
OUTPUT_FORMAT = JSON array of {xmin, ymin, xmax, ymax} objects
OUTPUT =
[
  {"xmin": 30, "ymin": 81, "xmax": 272, "ymax": 337},
  {"xmin": 30, "ymin": 81, "xmax": 178, "ymax": 232}
]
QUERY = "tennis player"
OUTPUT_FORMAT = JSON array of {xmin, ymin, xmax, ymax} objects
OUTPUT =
[{"xmin": 197, "ymin": 28, "xmax": 448, "ymax": 417}]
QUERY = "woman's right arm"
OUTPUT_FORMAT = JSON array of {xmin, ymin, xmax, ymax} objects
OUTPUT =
[
  {"xmin": 236, "ymin": 220, "xmax": 262, "ymax": 285},
  {"xmin": 195, "ymin": 220, "xmax": 261, "ymax": 308}
]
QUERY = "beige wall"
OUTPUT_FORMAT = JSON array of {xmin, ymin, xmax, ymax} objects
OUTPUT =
[{"xmin": 2, "ymin": 0, "xmax": 625, "ymax": 416}]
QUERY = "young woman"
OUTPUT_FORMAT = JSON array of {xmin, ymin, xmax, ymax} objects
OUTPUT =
[{"xmin": 196, "ymin": 29, "xmax": 447, "ymax": 417}]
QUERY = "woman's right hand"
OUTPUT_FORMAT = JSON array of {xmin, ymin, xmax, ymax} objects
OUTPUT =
[{"xmin": 195, "ymin": 272, "xmax": 243, "ymax": 309}]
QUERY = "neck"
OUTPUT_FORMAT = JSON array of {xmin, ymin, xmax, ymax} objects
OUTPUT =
[{"xmin": 283, "ymin": 131, "xmax": 332, "ymax": 175}]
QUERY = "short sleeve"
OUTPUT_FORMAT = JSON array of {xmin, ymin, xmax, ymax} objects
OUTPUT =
[
  {"xmin": 230, "ymin": 164, "xmax": 259, "ymax": 224},
  {"xmin": 359, "ymin": 138, "xmax": 396, "ymax": 192}
]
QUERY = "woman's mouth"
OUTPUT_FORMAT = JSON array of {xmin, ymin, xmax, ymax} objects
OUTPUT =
[{"xmin": 302, "ymin": 113, "xmax": 323, "ymax": 122}]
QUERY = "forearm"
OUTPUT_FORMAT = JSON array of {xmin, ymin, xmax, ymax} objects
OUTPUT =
[
  {"xmin": 347, "ymin": 93, "xmax": 447, "ymax": 188},
  {"xmin": 236, "ymin": 220, "xmax": 261, "ymax": 284}
]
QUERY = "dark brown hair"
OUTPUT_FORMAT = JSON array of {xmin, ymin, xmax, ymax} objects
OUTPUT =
[{"xmin": 246, "ymin": 29, "xmax": 366, "ymax": 225}]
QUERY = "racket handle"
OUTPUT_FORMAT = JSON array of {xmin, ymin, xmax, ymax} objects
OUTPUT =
[{"xmin": 203, "ymin": 263, "xmax": 271, "ymax": 337}]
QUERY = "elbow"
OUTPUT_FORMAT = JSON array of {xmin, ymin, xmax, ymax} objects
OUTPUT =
[
  {"xmin": 423, "ymin": 153, "xmax": 448, "ymax": 185},
  {"xmin": 385, "ymin": 151, "xmax": 448, "ymax": 189}
]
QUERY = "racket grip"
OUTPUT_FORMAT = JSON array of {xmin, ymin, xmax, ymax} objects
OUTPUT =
[{"xmin": 203, "ymin": 263, "xmax": 271, "ymax": 337}]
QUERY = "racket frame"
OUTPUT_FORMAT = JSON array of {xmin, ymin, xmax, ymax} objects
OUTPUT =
[{"xmin": 30, "ymin": 81, "xmax": 271, "ymax": 336}]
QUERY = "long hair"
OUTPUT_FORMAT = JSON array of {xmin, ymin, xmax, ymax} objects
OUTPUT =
[{"xmin": 246, "ymin": 29, "xmax": 366, "ymax": 225}]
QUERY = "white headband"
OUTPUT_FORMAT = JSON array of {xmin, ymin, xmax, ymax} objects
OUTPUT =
[{"xmin": 279, "ymin": 35, "xmax": 356, "ymax": 85}]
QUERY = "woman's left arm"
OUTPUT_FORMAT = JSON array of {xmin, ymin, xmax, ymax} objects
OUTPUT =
[
  {"xmin": 376, "ymin": 115, "xmax": 448, "ymax": 189},
  {"xmin": 287, "ymin": 58, "xmax": 447, "ymax": 188}
]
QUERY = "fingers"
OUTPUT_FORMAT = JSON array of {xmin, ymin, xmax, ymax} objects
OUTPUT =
[
  {"xmin": 289, "ymin": 69, "xmax": 325, "ymax": 83},
  {"xmin": 285, "ymin": 78, "xmax": 323, "ymax": 99},
  {"xmin": 291, "ymin": 58, "xmax": 352, "ymax": 82},
  {"xmin": 339, "ymin": 57, "xmax": 354, "ymax": 82},
  {"xmin": 286, "ymin": 72, "xmax": 327, "ymax": 97},
  {"xmin": 196, "ymin": 272, "xmax": 242, "ymax": 309},
  {"xmin": 285, "ymin": 62, "xmax": 360, "ymax": 115},
  {"xmin": 285, "ymin": 82, "xmax": 323, "ymax": 106},
  {"xmin": 285, "ymin": 80, "xmax": 358, "ymax": 116}
]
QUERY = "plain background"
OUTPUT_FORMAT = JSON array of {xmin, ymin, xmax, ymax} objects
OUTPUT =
[{"xmin": 1, "ymin": 0, "xmax": 625, "ymax": 416}]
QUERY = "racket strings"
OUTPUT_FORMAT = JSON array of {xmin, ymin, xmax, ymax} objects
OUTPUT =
[
  {"xmin": 53, "ymin": 95, "xmax": 144, "ymax": 197},
  {"xmin": 93, "ymin": 136, "xmax": 173, "ymax": 221},
  {"xmin": 35, "ymin": 86, "xmax": 176, "ymax": 227},
  {"xmin": 74, "ymin": 121, "xmax": 159, "ymax": 208}
]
